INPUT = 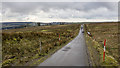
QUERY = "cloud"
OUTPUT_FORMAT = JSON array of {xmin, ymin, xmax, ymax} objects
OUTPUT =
[
  {"xmin": 2, "ymin": 2, "xmax": 118, "ymax": 22},
  {"xmin": 2, "ymin": 0, "xmax": 119, "ymax": 2}
]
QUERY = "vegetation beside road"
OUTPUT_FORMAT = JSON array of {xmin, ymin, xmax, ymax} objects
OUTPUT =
[
  {"xmin": 2, "ymin": 24, "xmax": 80, "ymax": 66},
  {"xmin": 85, "ymin": 22, "xmax": 119, "ymax": 66}
]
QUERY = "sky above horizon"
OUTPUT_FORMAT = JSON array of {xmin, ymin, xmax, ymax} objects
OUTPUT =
[{"xmin": 1, "ymin": 2, "xmax": 118, "ymax": 22}]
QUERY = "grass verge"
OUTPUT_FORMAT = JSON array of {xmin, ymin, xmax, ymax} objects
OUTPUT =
[{"xmin": 84, "ymin": 22, "xmax": 119, "ymax": 66}]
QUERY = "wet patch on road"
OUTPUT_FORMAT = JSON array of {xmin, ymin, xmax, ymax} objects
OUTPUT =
[{"xmin": 62, "ymin": 47, "xmax": 71, "ymax": 51}]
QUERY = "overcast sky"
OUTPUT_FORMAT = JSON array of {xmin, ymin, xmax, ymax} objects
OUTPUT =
[{"xmin": 1, "ymin": 1, "xmax": 118, "ymax": 22}]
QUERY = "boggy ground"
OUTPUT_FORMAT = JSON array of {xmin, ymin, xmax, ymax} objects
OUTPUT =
[{"xmin": 2, "ymin": 24, "xmax": 80, "ymax": 66}]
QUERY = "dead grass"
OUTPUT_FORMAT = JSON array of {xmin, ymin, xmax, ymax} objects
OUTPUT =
[
  {"xmin": 85, "ymin": 22, "xmax": 119, "ymax": 66},
  {"xmin": 2, "ymin": 24, "xmax": 80, "ymax": 66}
]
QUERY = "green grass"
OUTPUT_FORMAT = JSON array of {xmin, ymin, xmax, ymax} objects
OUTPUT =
[
  {"xmin": 84, "ymin": 22, "xmax": 119, "ymax": 66},
  {"xmin": 2, "ymin": 24, "xmax": 80, "ymax": 66}
]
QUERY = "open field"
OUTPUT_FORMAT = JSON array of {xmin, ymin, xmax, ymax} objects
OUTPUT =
[
  {"xmin": 85, "ymin": 22, "xmax": 119, "ymax": 66},
  {"xmin": 2, "ymin": 24, "xmax": 80, "ymax": 66}
]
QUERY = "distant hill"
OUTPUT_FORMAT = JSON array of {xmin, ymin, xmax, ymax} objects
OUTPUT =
[{"xmin": 1, "ymin": 22, "xmax": 33, "ymax": 30}]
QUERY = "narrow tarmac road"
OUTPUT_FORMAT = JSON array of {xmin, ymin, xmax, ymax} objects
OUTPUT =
[{"xmin": 39, "ymin": 25, "xmax": 89, "ymax": 66}]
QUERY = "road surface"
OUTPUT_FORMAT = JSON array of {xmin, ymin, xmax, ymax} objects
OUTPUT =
[{"xmin": 39, "ymin": 25, "xmax": 90, "ymax": 66}]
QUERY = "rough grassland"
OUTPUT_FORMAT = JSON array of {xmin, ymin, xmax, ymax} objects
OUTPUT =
[
  {"xmin": 85, "ymin": 22, "xmax": 119, "ymax": 66},
  {"xmin": 2, "ymin": 24, "xmax": 80, "ymax": 66}
]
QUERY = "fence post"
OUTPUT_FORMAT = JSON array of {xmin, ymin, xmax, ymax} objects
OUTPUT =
[
  {"xmin": 39, "ymin": 38, "xmax": 42, "ymax": 53},
  {"xmin": 59, "ymin": 34, "xmax": 60, "ymax": 45},
  {"xmin": 103, "ymin": 39, "xmax": 106, "ymax": 61}
]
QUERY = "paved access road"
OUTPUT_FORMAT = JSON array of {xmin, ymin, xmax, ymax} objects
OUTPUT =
[{"xmin": 39, "ymin": 25, "xmax": 89, "ymax": 66}]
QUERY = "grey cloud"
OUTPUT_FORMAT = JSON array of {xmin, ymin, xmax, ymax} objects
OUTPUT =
[
  {"xmin": 2, "ymin": 0, "xmax": 119, "ymax": 2},
  {"xmin": 2, "ymin": 2, "xmax": 118, "ymax": 21},
  {"xmin": 3, "ymin": 2, "xmax": 117, "ymax": 13}
]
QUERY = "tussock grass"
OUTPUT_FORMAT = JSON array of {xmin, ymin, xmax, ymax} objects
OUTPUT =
[
  {"xmin": 85, "ymin": 22, "xmax": 119, "ymax": 66},
  {"xmin": 2, "ymin": 24, "xmax": 80, "ymax": 66}
]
